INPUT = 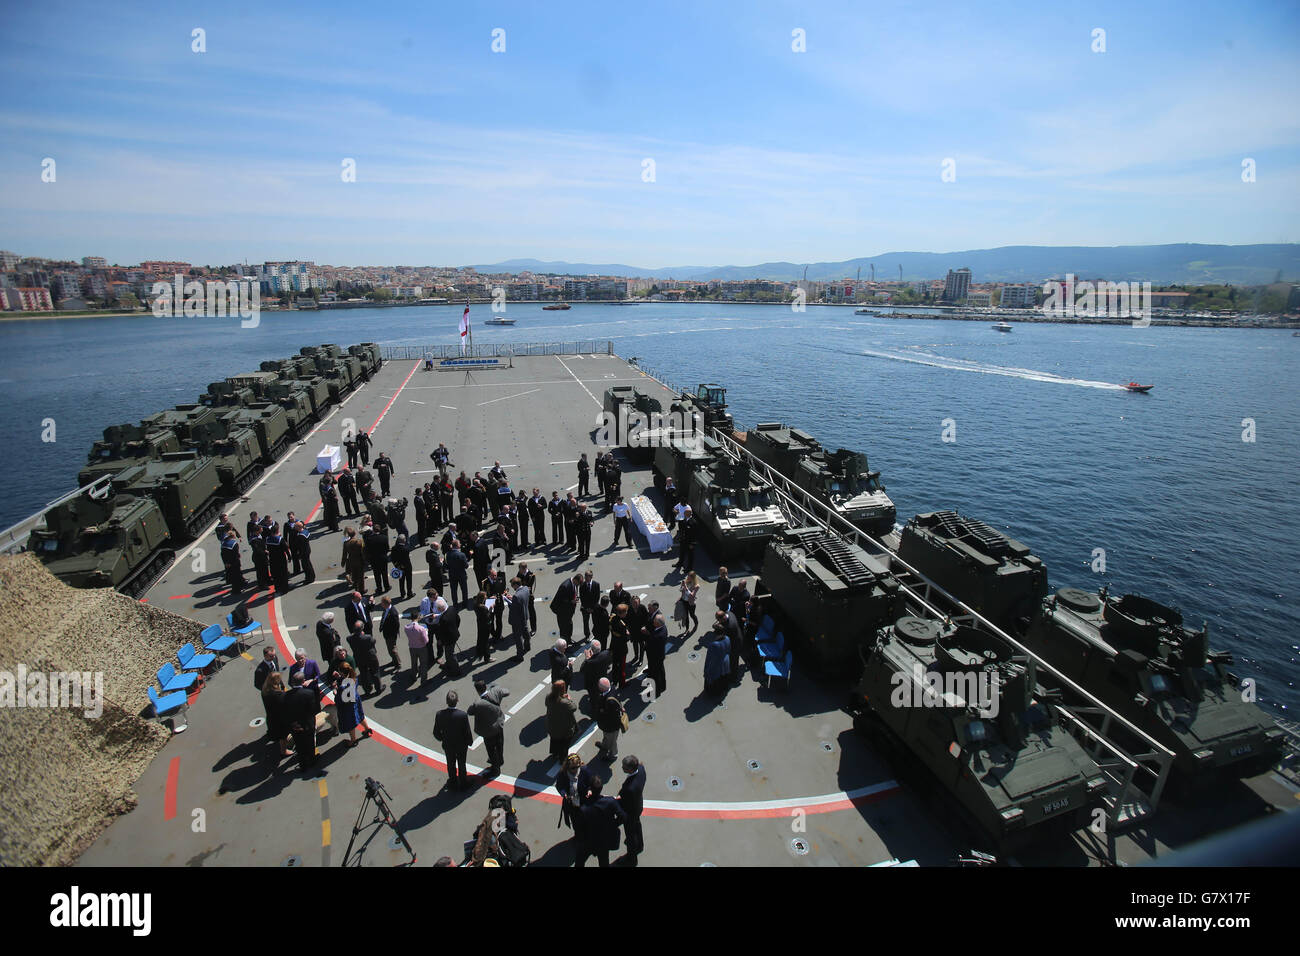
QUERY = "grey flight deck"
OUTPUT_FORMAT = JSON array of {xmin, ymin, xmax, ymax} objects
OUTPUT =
[{"xmin": 77, "ymin": 353, "xmax": 1296, "ymax": 867}]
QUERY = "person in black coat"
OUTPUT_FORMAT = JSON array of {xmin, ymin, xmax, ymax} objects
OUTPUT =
[
  {"xmin": 555, "ymin": 754, "xmax": 595, "ymax": 837},
  {"xmin": 446, "ymin": 545, "xmax": 469, "ymax": 606},
  {"xmin": 549, "ymin": 638, "xmax": 573, "ymax": 685},
  {"xmin": 265, "ymin": 526, "xmax": 290, "ymax": 593},
  {"xmin": 425, "ymin": 542, "xmax": 445, "ymax": 593},
  {"xmin": 316, "ymin": 612, "xmax": 342, "ymax": 663},
  {"xmin": 374, "ymin": 452, "xmax": 393, "ymax": 497},
  {"xmin": 356, "ymin": 430, "xmax": 372, "ymax": 466},
  {"xmin": 551, "ymin": 574, "xmax": 580, "ymax": 640},
  {"xmin": 578, "ymin": 571, "xmax": 601, "ymax": 640},
  {"xmin": 433, "ymin": 690, "xmax": 473, "ymax": 790},
  {"xmin": 377, "ymin": 596, "xmax": 402, "ymax": 672},
  {"xmin": 547, "ymin": 491, "xmax": 564, "ymax": 545},
  {"xmin": 338, "ymin": 469, "xmax": 359, "ymax": 516},
  {"xmin": 389, "ymin": 534, "xmax": 414, "ymax": 600},
  {"xmin": 675, "ymin": 509, "xmax": 698, "ymax": 572},
  {"xmin": 363, "ymin": 523, "xmax": 390, "ymax": 594},
  {"xmin": 344, "ymin": 592, "xmax": 375, "ymax": 638},
  {"xmin": 291, "ymin": 522, "xmax": 315, "ymax": 585},
  {"xmin": 577, "ymin": 454, "xmax": 590, "ymax": 497},
  {"xmin": 645, "ymin": 611, "xmax": 668, "ymax": 699},
  {"xmin": 437, "ymin": 603, "xmax": 463, "ymax": 676},
  {"xmin": 347, "ymin": 620, "xmax": 382, "ymax": 696},
  {"xmin": 473, "ymin": 592, "xmax": 493, "ymax": 665},
  {"xmin": 576, "ymin": 777, "xmax": 627, "ymax": 868},
  {"xmin": 581, "ymin": 641, "xmax": 611, "ymax": 696},
  {"xmin": 284, "ymin": 673, "xmax": 322, "ymax": 770},
  {"xmin": 618, "ymin": 756, "xmax": 647, "ymax": 860},
  {"xmin": 528, "ymin": 489, "xmax": 547, "ymax": 544}
]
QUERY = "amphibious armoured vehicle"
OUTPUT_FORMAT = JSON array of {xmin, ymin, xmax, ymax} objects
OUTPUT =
[
  {"xmin": 1022, "ymin": 587, "xmax": 1287, "ymax": 782},
  {"xmin": 110, "ymin": 452, "xmax": 224, "ymax": 541},
  {"xmin": 78, "ymin": 422, "xmax": 181, "ymax": 487},
  {"xmin": 741, "ymin": 422, "xmax": 896, "ymax": 537},
  {"xmin": 854, "ymin": 614, "xmax": 1105, "ymax": 847},
  {"xmin": 759, "ymin": 527, "xmax": 901, "ymax": 672},
  {"xmin": 685, "ymin": 448, "xmax": 787, "ymax": 557},
  {"xmin": 897, "ymin": 510, "xmax": 1048, "ymax": 635},
  {"xmin": 27, "ymin": 485, "xmax": 173, "ymax": 597}
]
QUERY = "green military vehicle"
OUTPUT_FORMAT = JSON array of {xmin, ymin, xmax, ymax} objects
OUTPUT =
[
  {"xmin": 110, "ymin": 452, "xmax": 223, "ymax": 540},
  {"xmin": 27, "ymin": 486, "xmax": 174, "ymax": 597},
  {"xmin": 1023, "ymin": 587, "xmax": 1287, "ymax": 784},
  {"xmin": 854, "ymin": 614, "xmax": 1105, "ymax": 849},
  {"xmin": 206, "ymin": 427, "xmax": 264, "ymax": 497},
  {"xmin": 221, "ymin": 403, "xmax": 291, "ymax": 463},
  {"xmin": 199, "ymin": 380, "xmax": 257, "ymax": 408},
  {"xmin": 258, "ymin": 379, "xmax": 317, "ymax": 436},
  {"xmin": 741, "ymin": 422, "xmax": 896, "ymax": 538},
  {"xmin": 348, "ymin": 342, "xmax": 382, "ymax": 377},
  {"xmin": 78, "ymin": 422, "xmax": 181, "ymax": 487},
  {"xmin": 685, "ymin": 449, "xmax": 787, "ymax": 557},
  {"xmin": 759, "ymin": 527, "xmax": 901, "ymax": 673},
  {"xmin": 897, "ymin": 511, "xmax": 1048, "ymax": 635},
  {"xmin": 141, "ymin": 404, "xmax": 227, "ymax": 450}
]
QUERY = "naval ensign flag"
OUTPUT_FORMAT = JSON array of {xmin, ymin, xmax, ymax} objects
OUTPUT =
[{"xmin": 459, "ymin": 303, "xmax": 469, "ymax": 355}]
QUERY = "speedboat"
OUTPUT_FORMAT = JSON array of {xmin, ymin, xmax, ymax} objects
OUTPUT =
[
  {"xmin": 1123, "ymin": 382, "xmax": 1153, "ymax": 393},
  {"xmin": 483, "ymin": 316, "xmax": 516, "ymax": 326},
  {"xmin": 543, "ymin": 303, "xmax": 571, "ymax": 311},
  {"xmin": 992, "ymin": 322, "xmax": 1013, "ymax": 332}
]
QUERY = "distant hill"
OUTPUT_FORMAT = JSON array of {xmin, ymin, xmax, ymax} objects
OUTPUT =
[{"xmin": 472, "ymin": 244, "xmax": 1300, "ymax": 285}]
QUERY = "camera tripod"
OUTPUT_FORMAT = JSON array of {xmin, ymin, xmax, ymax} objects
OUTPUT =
[{"xmin": 342, "ymin": 776, "xmax": 417, "ymax": 867}]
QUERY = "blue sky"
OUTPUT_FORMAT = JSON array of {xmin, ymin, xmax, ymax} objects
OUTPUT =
[{"xmin": 1, "ymin": 0, "xmax": 1297, "ymax": 268}]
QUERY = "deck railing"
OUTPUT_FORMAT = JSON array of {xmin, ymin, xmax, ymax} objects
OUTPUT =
[{"xmin": 380, "ymin": 340, "xmax": 613, "ymax": 361}]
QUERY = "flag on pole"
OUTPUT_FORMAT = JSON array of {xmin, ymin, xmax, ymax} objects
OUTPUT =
[{"xmin": 459, "ymin": 302, "xmax": 469, "ymax": 355}]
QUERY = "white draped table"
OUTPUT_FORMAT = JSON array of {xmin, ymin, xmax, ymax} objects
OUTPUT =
[{"xmin": 629, "ymin": 495, "xmax": 673, "ymax": 552}]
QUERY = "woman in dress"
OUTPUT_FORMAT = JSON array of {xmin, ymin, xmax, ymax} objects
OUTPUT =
[
  {"xmin": 678, "ymin": 571, "xmax": 700, "ymax": 636},
  {"xmin": 333, "ymin": 661, "xmax": 371, "ymax": 747},
  {"xmin": 261, "ymin": 671, "xmax": 290, "ymax": 758},
  {"xmin": 545, "ymin": 680, "xmax": 578, "ymax": 764},
  {"xmin": 473, "ymin": 591, "xmax": 493, "ymax": 664}
]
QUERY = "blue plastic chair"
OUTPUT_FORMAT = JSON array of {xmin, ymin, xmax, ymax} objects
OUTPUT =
[
  {"xmin": 178, "ymin": 641, "xmax": 217, "ymax": 673},
  {"xmin": 148, "ymin": 685, "xmax": 189, "ymax": 731},
  {"xmin": 226, "ymin": 612, "xmax": 265, "ymax": 649},
  {"xmin": 764, "ymin": 650, "xmax": 793, "ymax": 689},
  {"xmin": 758, "ymin": 630, "xmax": 785, "ymax": 662},
  {"xmin": 156, "ymin": 662, "xmax": 197, "ymax": 693},
  {"xmin": 200, "ymin": 623, "xmax": 238, "ymax": 663}
]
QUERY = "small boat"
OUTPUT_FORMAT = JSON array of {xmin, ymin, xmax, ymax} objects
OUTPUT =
[
  {"xmin": 1123, "ymin": 382, "xmax": 1154, "ymax": 393},
  {"xmin": 483, "ymin": 316, "xmax": 516, "ymax": 326},
  {"xmin": 543, "ymin": 303, "xmax": 571, "ymax": 311},
  {"xmin": 992, "ymin": 322, "xmax": 1013, "ymax": 332},
  {"xmin": 855, "ymin": 308, "xmax": 873, "ymax": 315}
]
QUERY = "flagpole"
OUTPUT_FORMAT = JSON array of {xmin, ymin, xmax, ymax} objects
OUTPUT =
[{"xmin": 467, "ymin": 297, "xmax": 473, "ymax": 355}]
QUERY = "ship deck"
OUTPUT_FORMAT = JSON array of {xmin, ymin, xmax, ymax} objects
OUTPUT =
[{"xmin": 78, "ymin": 353, "xmax": 1298, "ymax": 867}]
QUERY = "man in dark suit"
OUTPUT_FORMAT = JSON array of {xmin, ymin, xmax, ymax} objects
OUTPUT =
[
  {"xmin": 284, "ymin": 672, "xmax": 322, "ymax": 770},
  {"xmin": 389, "ymin": 534, "xmax": 414, "ymax": 600},
  {"xmin": 618, "ymin": 755, "xmax": 647, "ymax": 862},
  {"xmin": 374, "ymin": 452, "xmax": 394, "ymax": 497},
  {"xmin": 348, "ymin": 620, "xmax": 382, "ymax": 696},
  {"xmin": 344, "ymin": 591, "xmax": 374, "ymax": 638},
  {"xmin": 551, "ymin": 574, "xmax": 580, "ymax": 641},
  {"xmin": 437, "ymin": 602, "xmax": 463, "ymax": 676},
  {"xmin": 433, "ymin": 690, "xmax": 473, "ymax": 790},
  {"xmin": 548, "ymin": 491, "xmax": 564, "ymax": 545},
  {"xmin": 576, "ymin": 776, "xmax": 627, "ymax": 868},
  {"xmin": 316, "ymin": 612, "xmax": 342, "ymax": 663},
  {"xmin": 555, "ymin": 754, "xmax": 595, "ymax": 840},
  {"xmin": 645, "ymin": 610, "xmax": 668, "ymax": 699},
  {"xmin": 675, "ymin": 506, "xmax": 698, "ymax": 572},
  {"xmin": 377, "ymin": 595, "xmax": 402, "ymax": 672},
  {"xmin": 291, "ymin": 521, "xmax": 315, "ymax": 585},
  {"xmin": 253, "ymin": 646, "xmax": 280, "ymax": 691},
  {"xmin": 356, "ymin": 430, "xmax": 372, "ymax": 466},
  {"xmin": 581, "ymin": 640, "xmax": 611, "ymax": 696},
  {"xmin": 578, "ymin": 571, "xmax": 601, "ymax": 640},
  {"xmin": 508, "ymin": 577, "xmax": 531, "ymax": 660},
  {"xmin": 265, "ymin": 525, "xmax": 290, "ymax": 593},
  {"xmin": 529, "ymin": 488, "xmax": 547, "ymax": 544},
  {"xmin": 338, "ymin": 468, "xmax": 359, "ymax": 516},
  {"xmin": 446, "ymin": 544, "xmax": 469, "ymax": 606}
]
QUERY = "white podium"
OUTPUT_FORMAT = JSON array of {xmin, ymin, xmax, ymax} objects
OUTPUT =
[
  {"xmin": 316, "ymin": 445, "xmax": 341, "ymax": 474},
  {"xmin": 629, "ymin": 495, "xmax": 673, "ymax": 552}
]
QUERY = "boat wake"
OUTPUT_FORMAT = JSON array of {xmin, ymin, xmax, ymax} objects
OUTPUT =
[{"xmin": 858, "ymin": 347, "xmax": 1126, "ymax": 390}]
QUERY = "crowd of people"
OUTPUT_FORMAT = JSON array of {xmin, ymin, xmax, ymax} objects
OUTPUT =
[{"xmin": 240, "ymin": 437, "xmax": 769, "ymax": 867}]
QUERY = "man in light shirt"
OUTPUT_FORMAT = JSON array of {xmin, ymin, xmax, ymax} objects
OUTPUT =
[
  {"xmin": 611, "ymin": 497, "xmax": 630, "ymax": 547},
  {"xmin": 419, "ymin": 587, "xmax": 448, "ymax": 628},
  {"xmin": 404, "ymin": 610, "xmax": 430, "ymax": 682}
]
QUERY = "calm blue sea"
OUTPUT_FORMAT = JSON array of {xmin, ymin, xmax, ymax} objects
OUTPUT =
[{"xmin": 2, "ymin": 303, "xmax": 1296, "ymax": 714}]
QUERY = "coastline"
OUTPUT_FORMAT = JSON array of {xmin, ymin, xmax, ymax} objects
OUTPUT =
[{"xmin": 2, "ymin": 299, "xmax": 1296, "ymax": 329}]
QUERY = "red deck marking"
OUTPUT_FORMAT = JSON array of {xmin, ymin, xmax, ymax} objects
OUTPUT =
[
  {"xmin": 168, "ymin": 594, "xmax": 192, "ymax": 600},
  {"xmin": 164, "ymin": 757, "xmax": 180, "ymax": 821}
]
